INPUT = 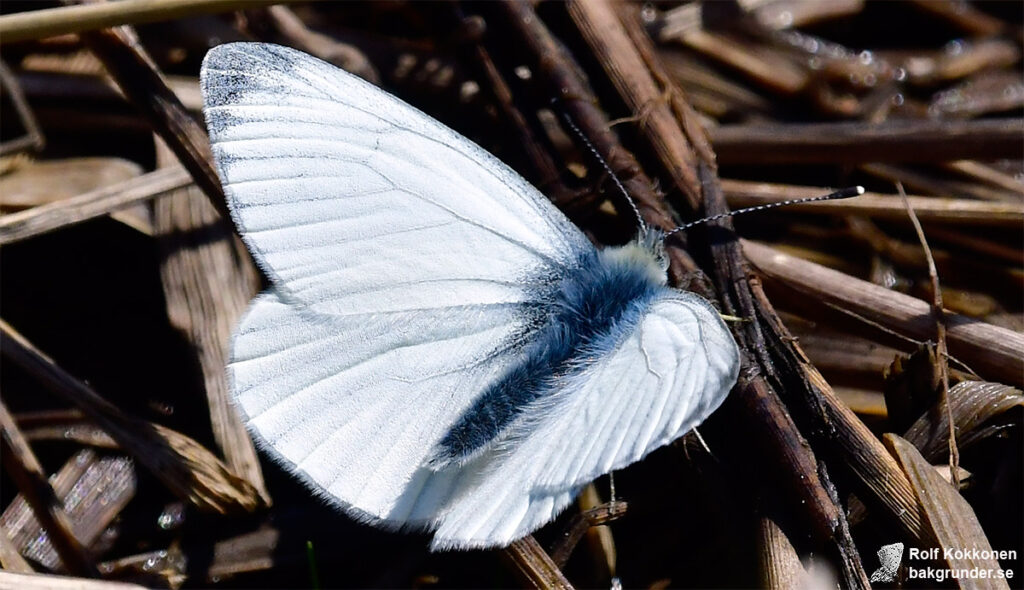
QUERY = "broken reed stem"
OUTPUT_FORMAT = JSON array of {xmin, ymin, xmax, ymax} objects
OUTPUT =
[
  {"xmin": 498, "ymin": 0, "xmax": 709, "ymax": 294},
  {"xmin": 896, "ymin": 183, "xmax": 959, "ymax": 488},
  {"xmin": 0, "ymin": 401, "xmax": 99, "ymax": 577},
  {"xmin": 0, "ymin": 59, "xmax": 45, "ymax": 156},
  {"xmin": 258, "ymin": 5, "xmax": 380, "ymax": 85},
  {"xmin": 0, "ymin": 525, "xmax": 33, "ymax": 573},
  {"xmin": 503, "ymin": 536, "xmax": 574, "ymax": 590},
  {"xmin": 499, "ymin": 3, "xmax": 674, "ymax": 234},
  {"xmin": 77, "ymin": 23, "xmax": 269, "ymax": 503},
  {"xmin": 730, "ymin": 375, "xmax": 846, "ymax": 544},
  {"xmin": 0, "ymin": 0, "xmax": 267, "ymax": 44},
  {"xmin": 0, "ymin": 166, "xmax": 192, "ymax": 245},
  {"xmin": 452, "ymin": 12, "xmax": 586, "ymax": 211},
  {"xmin": 571, "ymin": 2, "xmax": 869, "ymax": 584},
  {"xmin": 861, "ymin": 162, "xmax": 1020, "ymax": 204},
  {"xmin": 944, "ymin": 160, "xmax": 1024, "ymax": 197},
  {"xmin": 699, "ymin": 166, "xmax": 876, "ymax": 588},
  {"xmin": 709, "ymin": 118, "xmax": 1024, "ymax": 163}
]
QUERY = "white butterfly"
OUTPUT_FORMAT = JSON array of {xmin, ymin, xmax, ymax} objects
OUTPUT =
[{"xmin": 200, "ymin": 42, "xmax": 739, "ymax": 550}]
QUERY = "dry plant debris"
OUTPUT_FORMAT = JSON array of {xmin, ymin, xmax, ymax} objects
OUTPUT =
[{"xmin": 0, "ymin": 1, "xmax": 1020, "ymax": 588}]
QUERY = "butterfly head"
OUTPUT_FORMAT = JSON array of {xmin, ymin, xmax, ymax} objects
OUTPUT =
[{"xmin": 600, "ymin": 228, "xmax": 669, "ymax": 287}]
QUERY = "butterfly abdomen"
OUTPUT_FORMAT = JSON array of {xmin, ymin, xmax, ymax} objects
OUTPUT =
[{"xmin": 431, "ymin": 241, "xmax": 668, "ymax": 466}]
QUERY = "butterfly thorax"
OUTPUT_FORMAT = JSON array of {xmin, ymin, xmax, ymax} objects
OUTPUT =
[
  {"xmin": 429, "ymin": 233, "xmax": 669, "ymax": 469},
  {"xmin": 600, "ymin": 229, "xmax": 669, "ymax": 287}
]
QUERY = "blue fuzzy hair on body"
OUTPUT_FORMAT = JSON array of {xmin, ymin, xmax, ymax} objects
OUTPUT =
[{"xmin": 431, "ymin": 231, "xmax": 669, "ymax": 467}]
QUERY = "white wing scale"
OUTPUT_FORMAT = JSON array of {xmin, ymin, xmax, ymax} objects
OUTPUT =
[{"xmin": 202, "ymin": 42, "xmax": 739, "ymax": 550}]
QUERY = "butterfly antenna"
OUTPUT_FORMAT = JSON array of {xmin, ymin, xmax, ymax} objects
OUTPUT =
[
  {"xmin": 552, "ymin": 102, "xmax": 647, "ymax": 233},
  {"xmin": 664, "ymin": 186, "xmax": 865, "ymax": 238}
]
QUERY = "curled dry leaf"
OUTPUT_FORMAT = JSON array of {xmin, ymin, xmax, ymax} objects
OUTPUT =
[{"xmin": 904, "ymin": 380, "xmax": 1023, "ymax": 463}]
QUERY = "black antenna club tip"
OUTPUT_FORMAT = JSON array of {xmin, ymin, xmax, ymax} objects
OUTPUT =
[{"xmin": 830, "ymin": 186, "xmax": 864, "ymax": 200}]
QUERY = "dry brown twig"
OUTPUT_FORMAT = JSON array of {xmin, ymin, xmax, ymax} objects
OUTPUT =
[
  {"xmin": 709, "ymin": 118, "xmax": 1024, "ymax": 164},
  {"xmin": 0, "ymin": 59, "xmax": 46, "ymax": 156},
  {"xmin": 77, "ymin": 24, "xmax": 228, "ymax": 218},
  {"xmin": 502, "ymin": 536, "xmax": 574, "ymax": 590},
  {"xmin": 0, "ymin": 319, "xmax": 264, "ymax": 514},
  {"xmin": 744, "ymin": 240, "xmax": 1024, "ymax": 387},
  {"xmin": 720, "ymin": 179, "xmax": 1024, "ymax": 227}
]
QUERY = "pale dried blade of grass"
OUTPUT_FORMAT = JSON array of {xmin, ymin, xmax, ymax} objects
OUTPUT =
[
  {"xmin": 0, "ymin": 166, "xmax": 191, "ymax": 245},
  {"xmin": 0, "ymin": 0, "xmax": 268, "ymax": 44},
  {"xmin": 885, "ymin": 434, "xmax": 1010, "ymax": 590},
  {"xmin": 96, "ymin": 546, "xmax": 187, "ymax": 588},
  {"xmin": 0, "ymin": 525, "xmax": 33, "ymax": 573},
  {"xmin": 0, "ymin": 570, "xmax": 146, "ymax": 590},
  {"xmin": 0, "ymin": 159, "xmax": 141, "ymax": 209},
  {"xmin": 896, "ymin": 182, "xmax": 958, "ymax": 486},
  {"xmin": 0, "ymin": 400, "xmax": 99, "ymax": 577},
  {"xmin": 0, "ymin": 449, "xmax": 134, "ymax": 571},
  {"xmin": 16, "ymin": 411, "xmax": 119, "ymax": 449},
  {"xmin": 757, "ymin": 516, "xmax": 806, "ymax": 590}
]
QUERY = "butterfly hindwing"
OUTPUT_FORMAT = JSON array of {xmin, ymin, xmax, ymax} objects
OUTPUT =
[
  {"xmin": 231, "ymin": 291, "xmax": 526, "ymax": 525},
  {"xmin": 428, "ymin": 292, "xmax": 739, "ymax": 549}
]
